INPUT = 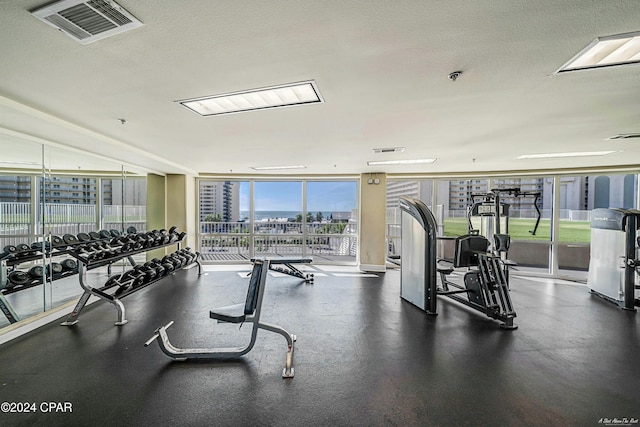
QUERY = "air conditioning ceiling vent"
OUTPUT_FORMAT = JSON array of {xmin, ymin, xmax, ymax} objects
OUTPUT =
[
  {"xmin": 607, "ymin": 133, "xmax": 640, "ymax": 140},
  {"xmin": 31, "ymin": 0, "xmax": 142, "ymax": 44},
  {"xmin": 373, "ymin": 147, "xmax": 405, "ymax": 154}
]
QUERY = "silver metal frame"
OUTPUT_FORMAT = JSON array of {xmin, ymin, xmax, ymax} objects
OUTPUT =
[{"xmin": 145, "ymin": 259, "xmax": 296, "ymax": 378}]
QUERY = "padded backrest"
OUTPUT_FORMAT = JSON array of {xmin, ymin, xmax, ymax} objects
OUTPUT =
[
  {"xmin": 454, "ymin": 235, "xmax": 489, "ymax": 268},
  {"xmin": 244, "ymin": 261, "xmax": 263, "ymax": 315}
]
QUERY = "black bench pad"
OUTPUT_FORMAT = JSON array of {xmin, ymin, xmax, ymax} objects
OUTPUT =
[{"xmin": 210, "ymin": 303, "xmax": 247, "ymax": 323}]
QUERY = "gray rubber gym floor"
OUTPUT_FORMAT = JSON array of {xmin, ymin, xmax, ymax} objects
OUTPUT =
[{"xmin": 0, "ymin": 264, "xmax": 638, "ymax": 426}]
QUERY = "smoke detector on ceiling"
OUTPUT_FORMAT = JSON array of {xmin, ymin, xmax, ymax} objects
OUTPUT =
[{"xmin": 31, "ymin": 0, "xmax": 142, "ymax": 45}]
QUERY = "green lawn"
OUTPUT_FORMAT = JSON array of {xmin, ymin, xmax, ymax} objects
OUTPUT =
[{"xmin": 442, "ymin": 217, "xmax": 591, "ymax": 243}]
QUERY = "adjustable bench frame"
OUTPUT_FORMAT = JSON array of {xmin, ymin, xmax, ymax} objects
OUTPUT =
[
  {"xmin": 250, "ymin": 257, "xmax": 314, "ymax": 283},
  {"xmin": 145, "ymin": 259, "xmax": 296, "ymax": 378}
]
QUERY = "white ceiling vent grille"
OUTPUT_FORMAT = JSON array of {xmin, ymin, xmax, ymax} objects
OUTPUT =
[
  {"xmin": 607, "ymin": 133, "xmax": 640, "ymax": 140},
  {"xmin": 31, "ymin": 0, "xmax": 142, "ymax": 45},
  {"xmin": 373, "ymin": 147, "xmax": 405, "ymax": 154}
]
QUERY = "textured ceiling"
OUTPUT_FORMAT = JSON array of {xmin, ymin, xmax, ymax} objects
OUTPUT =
[{"xmin": 0, "ymin": 0, "xmax": 639, "ymax": 176}]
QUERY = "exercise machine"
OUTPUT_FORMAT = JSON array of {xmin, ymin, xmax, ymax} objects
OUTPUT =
[
  {"xmin": 588, "ymin": 208, "xmax": 640, "ymax": 311},
  {"xmin": 468, "ymin": 187, "xmax": 542, "ymax": 247},
  {"xmin": 145, "ymin": 259, "xmax": 296, "ymax": 378},
  {"xmin": 399, "ymin": 197, "xmax": 517, "ymax": 329}
]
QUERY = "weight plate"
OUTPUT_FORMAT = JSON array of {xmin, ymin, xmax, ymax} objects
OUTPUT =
[
  {"xmin": 99, "ymin": 230, "xmax": 111, "ymax": 239},
  {"xmin": 28, "ymin": 265, "xmax": 44, "ymax": 279},
  {"xmin": 16, "ymin": 243, "xmax": 31, "ymax": 252},
  {"xmin": 77, "ymin": 233, "xmax": 91, "ymax": 242},
  {"xmin": 63, "ymin": 234, "xmax": 78, "ymax": 245},
  {"xmin": 61, "ymin": 258, "xmax": 77, "ymax": 271},
  {"xmin": 3, "ymin": 245, "xmax": 17, "ymax": 254},
  {"xmin": 109, "ymin": 229, "xmax": 121, "ymax": 237},
  {"xmin": 51, "ymin": 235, "xmax": 63, "ymax": 246},
  {"xmin": 8, "ymin": 270, "xmax": 30, "ymax": 286},
  {"xmin": 126, "ymin": 226, "xmax": 137, "ymax": 234},
  {"xmin": 89, "ymin": 231, "xmax": 101, "ymax": 240}
]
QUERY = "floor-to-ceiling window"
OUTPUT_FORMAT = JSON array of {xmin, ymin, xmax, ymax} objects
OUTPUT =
[
  {"xmin": 306, "ymin": 181, "xmax": 358, "ymax": 262},
  {"xmin": 197, "ymin": 179, "xmax": 358, "ymax": 263},
  {"xmin": 556, "ymin": 173, "xmax": 638, "ymax": 277},
  {"xmin": 386, "ymin": 173, "xmax": 639, "ymax": 280}
]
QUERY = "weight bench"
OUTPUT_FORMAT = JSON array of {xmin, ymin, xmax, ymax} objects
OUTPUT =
[
  {"xmin": 145, "ymin": 258, "xmax": 296, "ymax": 378},
  {"xmin": 250, "ymin": 257, "xmax": 314, "ymax": 283}
]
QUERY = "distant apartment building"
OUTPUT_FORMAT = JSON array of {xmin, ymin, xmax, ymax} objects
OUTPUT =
[
  {"xmin": 387, "ymin": 174, "xmax": 637, "ymax": 217},
  {"xmin": 199, "ymin": 181, "xmax": 240, "ymax": 222},
  {"xmin": 0, "ymin": 176, "xmax": 31, "ymax": 202},
  {"xmin": 0, "ymin": 175, "xmax": 146, "ymax": 205}
]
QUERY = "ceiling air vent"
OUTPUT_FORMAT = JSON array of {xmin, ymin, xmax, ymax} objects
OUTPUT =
[
  {"xmin": 607, "ymin": 133, "xmax": 640, "ymax": 140},
  {"xmin": 373, "ymin": 147, "xmax": 405, "ymax": 154},
  {"xmin": 31, "ymin": 0, "xmax": 142, "ymax": 45}
]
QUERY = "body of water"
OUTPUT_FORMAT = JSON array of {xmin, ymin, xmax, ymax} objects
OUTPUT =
[{"xmin": 241, "ymin": 211, "xmax": 338, "ymax": 221}]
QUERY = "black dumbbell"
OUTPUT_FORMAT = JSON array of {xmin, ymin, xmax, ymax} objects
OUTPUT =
[
  {"xmin": 170, "ymin": 255, "xmax": 183, "ymax": 269},
  {"xmin": 46, "ymin": 263, "xmax": 63, "ymax": 276},
  {"xmin": 104, "ymin": 274, "xmax": 122, "ymax": 289},
  {"xmin": 109, "ymin": 229, "xmax": 121, "ymax": 237},
  {"xmin": 99, "ymin": 230, "xmax": 111, "ymax": 239},
  {"xmin": 51, "ymin": 235, "xmax": 64, "ymax": 247},
  {"xmin": 8, "ymin": 270, "xmax": 30, "ymax": 287},
  {"xmin": 28, "ymin": 265, "xmax": 44, "ymax": 279},
  {"xmin": 162, "ymin": 261, "xmax": 176, "ymax": 276},
  {"xmin": 126, "ymin": 226, "xmax": 137, "ymax": 234},
  {"xmin": 2, "ymin": 245, "xmax": 17, "ymax": 259},
  {"xmin": 63, "ymin": 234, "xmax": 79, "ymax": 246},
  {"xmin": 89, "ymin": 231, "xmax": 101, "ymax": 240},
  {"xmin": 61, "ymin": 258, "xmax": 78, "ymax": 272},
  {"xmin": 77, "ymin": 232, "xmax": 91, "ymax": 243}
]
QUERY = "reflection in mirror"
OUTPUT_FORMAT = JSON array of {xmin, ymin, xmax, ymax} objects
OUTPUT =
[
  {"xmin": 0, "ymin": 136, "xmax": 43, "ymax": 328},
  {"xmin": 41, "ymin": 145, "xmax": 139, "ymax": 316},
  {"xmin": 0, "ymin": 139, "xmax": 147, "ymax": 332}
]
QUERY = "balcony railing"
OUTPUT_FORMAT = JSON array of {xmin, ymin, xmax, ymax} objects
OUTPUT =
[{"xmin": 198, "ymin": 220, "xmax": 358, "ymax": 262}]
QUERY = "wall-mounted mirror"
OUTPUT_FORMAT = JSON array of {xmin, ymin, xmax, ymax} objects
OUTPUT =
[{"xmin": 1, "ymin": 138, "xmax": 147, "ymax": 332}]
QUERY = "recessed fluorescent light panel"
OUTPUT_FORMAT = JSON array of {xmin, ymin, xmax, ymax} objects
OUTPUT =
[
  {"xmin": 179, "ymin": 81, "xmax": 323, "ymax": 117},
  {"xmin": 557, "ymin": 31, "xmax": 640, "ymax": 73},
  {"xmin": 251, "ymin": 165, "xmax": 306, "ymax": 171},
  {"xmin": 517, "ymin": 151, "xmax": 616, "ymax": 159},
  {"xmin": 367, "ymin": 158, "xmax": 437, "ymax": 166}
]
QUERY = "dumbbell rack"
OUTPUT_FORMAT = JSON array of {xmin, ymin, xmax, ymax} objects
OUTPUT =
[
  {"xmin": 61, "ymin": 238, "xmax": 201, "ymax": 326},
  {"xmin": 0, "ymin": 247, "xmax": 86, "ymax": 325}
]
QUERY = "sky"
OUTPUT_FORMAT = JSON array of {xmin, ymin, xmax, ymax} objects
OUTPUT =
[{"xmin": 239, "ymin": 181, "xmax": 357, "ymax": 212}]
